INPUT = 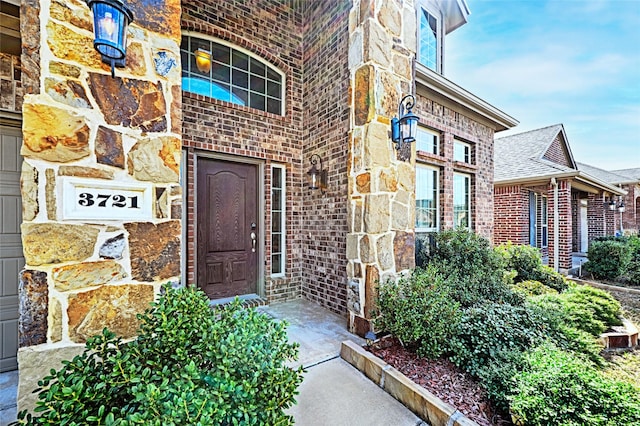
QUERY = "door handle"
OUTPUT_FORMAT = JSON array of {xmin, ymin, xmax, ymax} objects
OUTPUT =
[{"xmin": 250, "ymin": 232, "xmax": 256, "ymax": 252}]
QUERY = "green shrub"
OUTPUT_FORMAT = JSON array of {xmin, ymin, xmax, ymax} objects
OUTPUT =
[
  {"xmin": 587, "ymin": 240, "xmax": 633, "ymax": 280},
  {"xmin": 530, "ymin": 283, "xmax": 622, "ymax": 337},
  {"xmin": 495, "ymin": 242, "xmax": 543, "ymax": 281},
  {"xmin": 448, "ymin": 302, "xmax": 546, "ymax": 408},
  {"xmin": 428, "ymin": 230, "xmax": 523, "ymax": 307},
  {"xmin": 18, "ymin": 285, "xmax": 303, "ymax": 425},
  {"xmin": 508, "ymin": 343, "xmax": 640, "ymax": 426},
  {"xmin": 375, "ymin": 266, "xmax": 461, "ymax": 359},
  {"xmin": 526, "ymin": 297, "xmax": 605, "ymax": 367},
  {"xmin": 496, "ymin": 243, "xmax": 568, "ymax": 292},
  {"xmin": 511, "ymin": 280, "xmax": 558, "ymax": 297}
]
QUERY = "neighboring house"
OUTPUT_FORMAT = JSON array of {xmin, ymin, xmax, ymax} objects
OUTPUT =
[
  {"xmin": 578, "ymin": 164, "xmax": 640, "ymax": 235},
  {"xmin": 6, "ymin": 0, "xmax": 518, "ymax": 407},
  {"xmin": 494, "ymin": 124, "xmax": 625, "ymax": 272}
]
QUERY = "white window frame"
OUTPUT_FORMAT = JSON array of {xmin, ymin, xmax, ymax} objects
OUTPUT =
[
  {"xmin": 416, "ymin": 126, "xmax": 439, "ymax": 155},
  {"xmin": 415, "ymin": 164, "xmax": 440, "ymax": 233},
  {"xmin": 541, "ymin": 195, "xmax": 548, "ymax": 248},
  {"xmin": 416, "ymin": 1, "xmax": 443, "ymax": 73},
  {"xmin": 453, "ymin": 172, "xmax": 471, "ymax": 230},
  {"xmin": 271, "ymin": 164, "xmax": 286, "ymax": 277},
  {"xmin": 453, "ymin": 140, "xmax": 471, "ymax": 164},
  {"xmin": 181, "ymin": 32, "xmax": 286, "ymax": 115}
]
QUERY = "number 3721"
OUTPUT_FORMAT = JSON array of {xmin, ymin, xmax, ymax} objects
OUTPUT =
[{"xmin": 78, "ymin": 193, "xmax": 140, "ymax": 209}]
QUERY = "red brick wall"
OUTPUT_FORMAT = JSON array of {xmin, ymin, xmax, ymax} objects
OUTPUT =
[
  {"xmin": 414, "ymin": 95, "xmax": 496, "ymax": 241},
  {"xmin": 542, "ymin": 135, "xmax": 571, "ymax": 167},
  {"xmin": 621, "ymin": 183, "xmax": 640, "ymax": 234},
  {"xmin": 180, "ymin": 1, "xmax": 305, "ymax": 302},
  {"xmin": 494, "ymin": 185, "xmax": 529, "ymax": 245},
  {"xmin": 300, "ymin": 0, "xmax": 351, "ymax": 314},
  {"xmin": 548, "ymin": 179, "xmax": 572, "ymax": 270}
]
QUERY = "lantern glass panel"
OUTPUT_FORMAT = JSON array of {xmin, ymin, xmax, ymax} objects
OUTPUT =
[{"xmin": 92, "ymin": 2, "xmax": 129, "ymax": 60}]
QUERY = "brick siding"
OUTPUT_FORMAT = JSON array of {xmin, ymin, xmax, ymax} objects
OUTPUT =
[{"xmin": 542, "ymin": 135, "xmax": 571, "ymax": 167}]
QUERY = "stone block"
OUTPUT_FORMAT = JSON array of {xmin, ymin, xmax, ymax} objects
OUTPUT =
[
  {"xmin": 364, "ymin": 264, "xmax": 379, "ymax": 318},
  {"xmin": 346, "ymin": 233, "xmax": 359, "ymax": 260},
  {"xmin": 402, "ymin": 6, "xmax": 417, "ymax": 53},
  {"xmin": 363, "ymin": 193, "xmax": 390, "ymax": 234},
  {"xmin": 52, "ymin": 260, "xmax": 126, "ymax": 292},
  {"xmin": 394, "ymin": 231, "xmax": 415, "ymax": 271},
  {"xmin": 45, "ymin": 169, "xmax": 56, "ymax": 220},
  {"xmin": 378, "ymin": 0, "xmax": 401, "ymax": 36},
  {"xmin": 356, "ymin": 172, "xmax": 371, "ymax": 193},
  {"xmin": 20, "ymin": 161, "xmax": 38, "ymax": 221},
  {"xmin": 21, "ymin": 223, "xmax": 99, "ymax": 266},
  {"xmin": 378, "ymin": 168, "xmax": 398, "ymax": 192},
  {"xmin": 67, "ymin": 284, "xmax": 155, "ymax": 343},
  {"xmin": 99, "ymin": 233, "xmax": 126, "ymax": 260},
  {"xmin": 354, "ymin": 65, "xmax": 374, "ymax": 126},
  {"xmin": 125, "ymin": 221, "xmax": 180, "ymax": 281},
  {"xmin": 360, "ymin": 234, "xmax": 373, "ymax": 263},
  {"xmin": 127, "ymin": 136, "xmax": 180, "ymax": 183},
  {"xmin": 348, "ymin": 29, "xmax": 363, "ymax": 70},
  {"xmin": 95, "ymin": 126, "xmax": 125, "ymax": 169},
  {"xmin": 49, "ymin": 61, "xmax": 81, "ymax": 79},
  {"xmin": 128, "ymin": 0, "xmax": 182, "ymax": 41},
  {"xmin": 391, "ymin": 200, "xmax": 409, "ymax": 229},
  {"xmin": 364, "ymin": 20, "xmax": 391, "ymax": 66},
  {"xmin": 170, "ymin": 84, "xmax": 182, "ymax": 134},
  {"xmin": 377, "ymin": 71, "xmax": 400, "ymax": 120},
  {"xmin": 18, "ymin": 345, "xmax": 84, "ymax": 415},
  {"xmin": 44, "ymin": 77, "xmax": 92, "ymax": 108},
  {"xmin": 21, "ymin": 102, "xmax": 90, "ymax": 162},
  {"xmin": 88, "ymin": 74, "xmax": 167, "ymax": 132},
  {"xmin": 376, "ymin": 233, "xmax": 394, "ymax": 270},
  {"xmin": 18, "ymin": 270, "xmax": 48, "ymax": 347},
  {"xmin": 50, "ymin": 298, "xmax": 62, "ymax": 343},
  {"xmin": 50, "ymin": 0, "xmax": 92, "ymax": 32},
  {"xmin": 46, "ymin": 20, "xmax": 102, "ymax": 69},
  {"xmin": 365, "ymin": 121, "xmax": 391, "ymax": 168},
  {"xmin": 58, "ymin": 166, "xmax": 114, "ymax": 180}
]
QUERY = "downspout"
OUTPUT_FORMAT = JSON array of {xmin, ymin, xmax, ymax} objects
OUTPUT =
[{"xmin": 551, "ymin": 178, "xmax": 559, "ymax": 272}]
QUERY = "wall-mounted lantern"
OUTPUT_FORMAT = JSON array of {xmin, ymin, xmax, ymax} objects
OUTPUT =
[
  {"xmin": 194, "ymin": 48, "xmax": 212, "ymax": 73},
  {"xmin": 618, "ymin": 200, "xmax": 625, "ymax": 213},
  {"xmin": 307, "ymin": 154, "xmax": 327, "ymax": 194},
  {"xmin": 391, "ymin": 94, "xmax": 419, "ymax": 152},
  {"xmin": 608, "ymin": 199, "xmax": 617, "ymax": 211},
  {"xmin": 86, "ymin": 0, "xmax": 134, "ymax": 78}
]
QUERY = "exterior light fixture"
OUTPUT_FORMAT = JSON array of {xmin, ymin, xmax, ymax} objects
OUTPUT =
[
  {"xmin": 608, "ymin": 199, "xmax": 617, "ymax": 211},
  {"xmin": 307, "ymin": 154, "xmax": 327, "ymax": 194},
  {"xmin": 194, "ymin": 48, "xmax": 212, "ymax": 73},
  {"xmin": 618, "ymin": 200, "xmax": 625, "ymax": 213},
  {"xmin": 86, "ymin": 0, "xmax": 134, "ymax": 78},
  {"xmin": 391, "ymin": 94, "xmax": 419, "ymax": 152}
]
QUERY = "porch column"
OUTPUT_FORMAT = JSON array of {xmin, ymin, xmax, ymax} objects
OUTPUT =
[
  {"xmin": 587, "ymin": 192, "xmax": 606, "ymax": 244},
  {"xmin": 548, "ymin": 179, "xmax": 572, "ymax": 272},
  {"xmin": 345, "ymin": 0, "xmax": 416, "ymax": 336},
  {"xmin": 18, "ymin": 0, "xmax": 182, "ymax": 412}
]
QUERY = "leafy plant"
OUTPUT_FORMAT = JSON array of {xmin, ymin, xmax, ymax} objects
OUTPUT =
[
  {"xmin": 508, "ymin": 343, "xmax": 640, "ymax": 426},
  {"xmin": 18, "ymin": 285, "xmax": 303, "ymax": 425},
  {"xmin": 496, "ymin": 243, "xmax": 568, "ymax": 292},
  {"xmin": 587, "ymin": 239, "xmax": 633, "ymax": 280},
  {"xmin": 375, "ymin": 266, "xmax": 461, "ymax": 359},
  {"xmin": 428, "ymin": 230, "xmax": 523, "ymax": 307},
  {"xmin": 511, "ymin": 280, "xmax": 558, "ymax": 297}
]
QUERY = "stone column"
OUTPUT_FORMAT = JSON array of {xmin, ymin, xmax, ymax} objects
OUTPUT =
[
  {"xmin": 18, "ymin": 0, "xmax": 182, "ymax": 412},
  {"xmin": 345, "ymin": 0, "xmax": 417, "ymax": 336}
]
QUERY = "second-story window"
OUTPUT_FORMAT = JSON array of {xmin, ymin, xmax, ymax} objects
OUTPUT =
[
  {"xmin": 453, "ymin": 140, "xmax": 471, "ymax": 163},
  {"xmin": 181, "ymin": 34, "xmax": 285, "ymax": 115},
  {"xmin": 418, "ymin": 6, "xmax": 440, "ymax": 72},
  {"xmin": 416, "ymin": 127, "xmax": 439, "ymax": 155}
]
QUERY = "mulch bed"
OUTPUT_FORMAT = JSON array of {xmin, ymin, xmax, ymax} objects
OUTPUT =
[{"xmin": 367, "ymin": 338, "xmax": 512, "ymax": 426}]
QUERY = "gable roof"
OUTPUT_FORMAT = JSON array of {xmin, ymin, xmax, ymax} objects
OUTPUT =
[
  {"xmin": 611, "ymin": 168, "xmax": 640, "ymax": 182},
  {"xmin": 577, "ymin": 163, "xmax": 637, "ymax": 185},
  {"xmin": 494, "ymin": 124, "xmax": 576, "ymax": 182}
]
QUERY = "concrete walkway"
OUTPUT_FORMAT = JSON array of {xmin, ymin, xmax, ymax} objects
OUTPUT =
[
  {"xmin": 0, "ymin": 298, "xmax": 421, "ymax": 425},
  {"xmin": 258, "ymin": 299, "xmax": 423, "ymax": 425}
]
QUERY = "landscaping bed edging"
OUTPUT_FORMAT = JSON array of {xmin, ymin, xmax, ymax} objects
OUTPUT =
[{"xmin": 340, "ymin": 341, "xmax": 478, "ymax": 426}]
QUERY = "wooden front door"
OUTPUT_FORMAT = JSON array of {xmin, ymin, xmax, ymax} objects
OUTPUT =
[{"xmin": 197, "ymin": 158, "xmax": 258, "ymax": 299}]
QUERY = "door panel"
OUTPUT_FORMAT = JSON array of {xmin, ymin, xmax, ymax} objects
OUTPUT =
[
  {"xmin": 0, "ymin": 126, "xmax": 23, "ymax": 372},
  {"xmin": 197, "ymin": 158, "xmax": 257, "ymax": 299}
]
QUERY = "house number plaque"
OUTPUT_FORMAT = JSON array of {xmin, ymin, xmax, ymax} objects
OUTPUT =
[{"xmin": 61, "ymin": 177, "xmax": 153, "ymax": 220}]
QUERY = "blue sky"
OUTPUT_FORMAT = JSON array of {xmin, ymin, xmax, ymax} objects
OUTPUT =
[{"xmin": 445, "ymin": 0, "xmax": 640, "ymax": 170}]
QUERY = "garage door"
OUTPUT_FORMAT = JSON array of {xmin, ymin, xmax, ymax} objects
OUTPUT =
[{"xmin": 0, "ymin": 125, "xmax": 23, "ymax": 372}]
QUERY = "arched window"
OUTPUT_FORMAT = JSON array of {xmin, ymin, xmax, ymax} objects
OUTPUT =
[{"xmin": 180, "ymin": 34, "xmax": 285, "ymax": 115}]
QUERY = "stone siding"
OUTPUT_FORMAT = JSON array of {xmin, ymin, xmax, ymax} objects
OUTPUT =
[{"xmin": 18, "ymin": 0, "xmax": 182, "ymax": 412}]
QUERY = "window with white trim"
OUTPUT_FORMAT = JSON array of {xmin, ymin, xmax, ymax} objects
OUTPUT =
[
  {"xmin": 453, "ymin": 173, "xmax": 471, "ymax": 229},
  {"xmin": 417, "ymin": 5, "xmax": 441, "ymax": 72},
  {"xmin": 271, "ymin": 165, "xmax": 285, "ymax": 276},
  {"xmin": 181, "ymin": 35, "xmax": 285, "ymax": 115},
  {"xmin": 453, "ymin": 140, "xmax": 471, "ymax": 164},
  {"xmin": 416, "ymin": 127, "xmax": 439, "ymax": 155},
  {"xmin": 541, "ymin": 195, "xmax": 548, "ymax": 248},
  {"xmin": 416, "ymin": 165, "xmax": 439, "ymax": 232}
]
